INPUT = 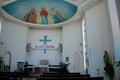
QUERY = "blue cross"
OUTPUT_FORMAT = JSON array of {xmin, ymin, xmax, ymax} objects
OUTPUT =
[
  {"xmin": 40, "ymin": 35, "xmax": 51, "ymax": 45},
  {"xmin": 39, "ymin": 35, "xmax": 51, "ymax": 53}
]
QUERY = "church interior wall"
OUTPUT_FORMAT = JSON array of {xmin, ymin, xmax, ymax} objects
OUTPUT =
[
  {"xmin": 0, "ymin": 19, "xmax": 29, "ymax": 72},
  {"xmin": 0, "ymin": 16, "xmax": 84, "ymax": 72},
  {"xmin": 115, "ymin": 0, "xmax": 120, "ymax": 79},
  {"xmin": 26, "ymin": 28, "xmax": 63, "ymax": 67},
  {"xmin": 85, "ymin": 0, "xmax": 114, "ymax": 77},
  {"xmin": 107, "ymin": 0, "xmax": 120, "ymax": 80},
  {"xmin": 62, "ymin": 21, "xmax": 83, "ymax": 73},
  {"xmin": 0, "ymin": 1, "xmax": 119, "ymax": 79}
]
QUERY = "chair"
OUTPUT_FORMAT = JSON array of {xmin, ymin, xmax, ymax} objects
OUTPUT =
[{"xmin": 39, "ymin": 59, "xmax": 49, "ymax": 73}]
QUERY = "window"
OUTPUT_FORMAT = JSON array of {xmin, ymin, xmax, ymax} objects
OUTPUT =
[
  {"xmin": 0, "ymin": 21, "xmax": 1, "ymax": 33},
  {"xmin": 82, "ymin": 20, "xmax": 89, "ymax": 74}
]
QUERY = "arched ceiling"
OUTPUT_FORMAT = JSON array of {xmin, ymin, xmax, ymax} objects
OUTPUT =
[{"xmin": 0, "ymin": 0, "xmax": 104, "ymax": 28}]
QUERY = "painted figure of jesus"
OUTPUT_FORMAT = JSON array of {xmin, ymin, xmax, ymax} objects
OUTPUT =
[{"xmin": 40, "ymin": 7, "xmax": 48, "ymax": 24}]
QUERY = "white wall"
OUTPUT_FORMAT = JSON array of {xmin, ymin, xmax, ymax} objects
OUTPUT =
[
  {"xmin": 107, "ymin": 0, "xmax": 120, "ymax": 80},
  {"xmin": 0, "ymin": 1, "xmax": 116, "ymax": 76},
  {"xmin": 63, "ymin": 21, "xmax": 84, "ymax": 73},
  {"xmin": 0, "ymin": 19, "xmax": 28, "ymax": 72},
  {"xmin": 85, "ymin": 0, "xmax": 114, "ymax": 77},
  {"xmin": 0, "ymin": 16, "xmax": 84, "ymax": 72},
  {"xmin": 26, "ymin": 28, "xmax": 62, "ymax": 66}
]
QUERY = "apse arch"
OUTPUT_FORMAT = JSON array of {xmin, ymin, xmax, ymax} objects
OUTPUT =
[{"xmin": 1, "ymin": 0, "xmax": 79, "ymax": 28}]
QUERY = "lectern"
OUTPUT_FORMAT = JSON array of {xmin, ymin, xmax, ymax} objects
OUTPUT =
[{"xmin": 17, "ymin": 62, "xmax": 24, "ymax": 72}]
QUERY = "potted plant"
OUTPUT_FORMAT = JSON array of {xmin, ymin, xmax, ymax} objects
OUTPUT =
[
  {"xmin": 59, "ymin": 61, "xmax": 70, "ymax": 73},
  {"xmin": 0, "ymin": 55, "xmax": 3, "ymax": 72},
  {"xmin": 23, "ymin": 61, "xmax": 30, "ymax": 76},
  {"xmin": 104, "ymin": 61, "xmax": 114, "ymax": 80},
  {"xmin": 4, "ymin": 64, "xmax": 10, "ymax": 72},
  {"xmin": 23, "ymin": 69, "xmax": 30, "ymax": 76}
]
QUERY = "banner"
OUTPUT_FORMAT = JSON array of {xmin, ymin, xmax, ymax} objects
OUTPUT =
[{"xmin": 31, "ymin": 44, "xmax": 58, "ymax": 50}]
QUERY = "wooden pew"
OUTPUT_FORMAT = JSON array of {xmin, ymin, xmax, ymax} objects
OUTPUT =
[
  {"xmin": 39, "ymin": 73, "xmax": 103, "ymax": 80},
  {"xmin": 41, "ymin": 73, "xmax": 90, "ymax": 77},
  {"xmin": 0, "ymin": 72, "xmax": 28, "ymax": 79},
  {"xmin": 37, "ymin": 77, "xmax": 103, "ymax": 80}
]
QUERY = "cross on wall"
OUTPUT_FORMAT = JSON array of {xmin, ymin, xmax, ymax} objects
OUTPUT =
[{"xmin": 39, "ymin": 35, "xmax": 51, "ymax": 53}]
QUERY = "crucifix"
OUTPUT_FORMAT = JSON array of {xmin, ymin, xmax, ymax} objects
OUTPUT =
[{"xmin": 40, "ymin": 35, "xmax": 51, "ymax": 53}]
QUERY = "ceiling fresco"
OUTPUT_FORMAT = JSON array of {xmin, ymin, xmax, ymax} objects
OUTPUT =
[{"xmin": 1, "ymin": 0, "xmax": 78, "ymax": 25}]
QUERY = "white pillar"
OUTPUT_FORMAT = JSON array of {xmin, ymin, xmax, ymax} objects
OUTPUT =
[{"xmin": 107, "ymin": 0, "xmax": 120, "ymax": 80}]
